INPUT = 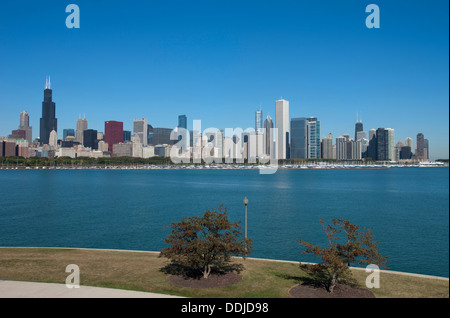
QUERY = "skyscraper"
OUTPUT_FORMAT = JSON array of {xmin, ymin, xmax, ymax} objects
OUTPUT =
[
  {"xmin": 307, "ymin": 117, "xmax": 321, "ymax": 159},
  {"xmin": 405, "ymin": 137, "xmax": 413, "ymax": 151},
  {"xmin": 275, "ymin": 99, "xmax": 289, "ymax": 159},
  {"xmin": 177, "ymin": 115, "xmax": 188, "ymax": 147},
  {"xmin": 83, "ymin": 129, "xmax": 98, "ymax": 150},
  {"xmin": 368, "ymin": 129, "xmax": 377, "ymax": 160},
  {"xmin": 19, "ymin": 111, "xmax": 32, "ymax": 144},
  {"xmin": 424, "ymin": 139, "xmax": 429, "ymax": 159},
  {"xmin": 49, "ymin": 130, "xmax": 58, "ymax": 149},
  {"xmin": 104, "ymin": 121, "xmax": 124, "ymax": 154},
  {"xmin": 76, "ymin": 116, "xmax": 88, "ymax": 145},
  {"xmin": 178, "ymin": 115, "xmax": 187, "ymax": 130},
  {"xmin": 263, "ymin": 114, "xmax": 273, "ymax": 157},
  {"xmin": 355, "ymin": 116, "xmax": 363, "ymax": 141},
  {"xmin": 255, "ymin": 109, "xmax": 263, "ymax": 133},
  {"xmin": 376, "ymin": 128, "xmax": 387, "ymax": 161},
  {"xmin": 321, "ymin": 133, "xmax": 334, "ymax": 159},
  {"xmin": 290, "ymin": 118, "xmax": 308, "ymax": 159},
  {"xmin": 416, "ymin": 133, "xmax": 425, "ymax": 160},
  {"xmin": 133, "ymin": 118, "xmax": 148, "ymax": 145},
  {"xmin": 386, "ymin": 128, "xmax": 395, "ymax": 161},
  {"xmin": 39, "ymin": 76, "xmax": 57, "ymax": 145}
]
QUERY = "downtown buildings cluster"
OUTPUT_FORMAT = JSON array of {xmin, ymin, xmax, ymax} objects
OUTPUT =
[{"xmin": 1, "ymin": 78, "xmax": 431, "ymax": 163}]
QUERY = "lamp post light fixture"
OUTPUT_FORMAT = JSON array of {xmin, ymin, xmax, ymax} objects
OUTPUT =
[{"xmin": 243, "ymin": 197, "xmax": 248, "ymax": 255}]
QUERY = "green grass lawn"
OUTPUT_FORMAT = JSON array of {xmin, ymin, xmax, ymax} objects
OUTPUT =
[{"xmin": 0, "ymin": 247, "xmax": 448, "ymax": 298}]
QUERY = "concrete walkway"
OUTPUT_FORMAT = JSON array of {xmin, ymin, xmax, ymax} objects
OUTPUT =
[{"xmin": 0, "ymin": 280, "xmax": 183, "ymax": 298}]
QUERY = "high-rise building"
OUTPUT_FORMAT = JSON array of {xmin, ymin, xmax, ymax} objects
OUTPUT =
[
  {"xmin": 355, "ymin": 119, "xmax": 363, "ymax": 141},
  {"xmin": 275, "ymin": 99, "xmax": 289, "ymax": 159},
  {"xmin": 368, "ymin": 129, "xmax": 377, "ymax": 160},
  {"xmin": 19, "ymin": 111, "xmax": 32, "ymax": 144},
  {"xmin": 76, "ymin": 117, "xmax": 88, "ymax": 145},
  {"xmin": 424, "ymin": 139, "xmax": 429, "ymax": 160},
  {"xmin": 104, "ymin": 121, "xmax": 123, "ymax": 154},
  {"xmin": 290, "ymin": 118, "xmax": 308, "ymax": 159},
  {"xmin": 263, "ymin": 114, "xmax": 273, "ymax": 157},
  {"xmin": 307, "ymin": 117, "xmax": 321, "ymax": 159},
  {"xmin": 386, "ymin": 128, "xmax": 395, "ymax": 161},
  {"xmin": 63, "ymin": 129, "xmax": 75, "ymax": 141},
  {"xmin": 376, "ymin": 128, "xmax": 387, "ymax": 161},
  {"xmin": 39, "ymin": 76, "xmax": 57, "ymax": 145},
  {"xmin": 83, "ymin": 129, "xmax": 98, "ymax": 150},
  {"xmin": 178, "ymin": 115, "xmax": 187, "ymax": 130},
  {"xmin": 405, "ymin": 137, "xmax": 413, "ymax": 151},
  {"xmin": 395, "ymin": 140, "xmax": 404, "ymax": 162},
  {"xmin": 374, "ymin": 128, "xmax": 394, "ymax": 161},
  {"xmin": 416, "ymin": 133, "xmax": 425, "ymax": 160},
  {"xmin": 123, "ymin": 130, "xmax": 131, "ymax": 142},
  {"xmin": 400, "ymin": 146, "xmax": 412, "ymax": 160},
  {"xmin": 321, "ymin": 133, "xmax": 334, "ymax": 159},
  {"xmin": 336, "ymin": 135, "xmax": 348, "ymax": 160},
  {"xmin": 255, "ymin": 110, "xmax": 263, "ymax": 133},
  {"xmin": 151, "ymin": 128, "xmax": 176, "ymax": 145},
  {"xmin": 133, "ymin": 118, "xmax": 148, "ymax": 145},
  {"xmin": 177, "ymin": 115, "xmax": 188, "ymax": 147},
  {"xmin": 49, "ymin": 130, "xmax": 58, "ymax": 149}
]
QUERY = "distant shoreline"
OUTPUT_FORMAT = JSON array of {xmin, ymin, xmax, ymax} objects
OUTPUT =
[{"xmin": 1, "ymin": 163, "xmax": 447, "ymax": 171}]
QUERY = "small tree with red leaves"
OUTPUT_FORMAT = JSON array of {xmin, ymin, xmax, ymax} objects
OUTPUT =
[
  {"xmin": 298, "ymin": 218, "xmax": 388, "ymax": 293},
  {"xmin": 160, "ymin": 205, "xmax": 252, "ymax": 279}
]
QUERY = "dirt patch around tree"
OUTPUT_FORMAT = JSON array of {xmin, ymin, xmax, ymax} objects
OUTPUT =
[
  {"xmin": 289, "ymin": 283, "xmax": 375, "ymax": 298},
  {"xmin": 168, "ymin": 272, "xmax": 242, "ymax": 289}
]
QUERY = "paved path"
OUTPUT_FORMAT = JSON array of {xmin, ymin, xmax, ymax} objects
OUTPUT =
[{"xmin": 0, "ymin": 280, "xmax": 183, "ymax": 298}]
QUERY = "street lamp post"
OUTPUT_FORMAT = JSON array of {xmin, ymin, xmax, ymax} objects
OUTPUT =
[{"xmin": 243, "ymin": 197, "xmax": 248, "ymax": 255}]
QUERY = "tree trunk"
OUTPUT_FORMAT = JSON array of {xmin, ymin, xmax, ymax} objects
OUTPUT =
[
  {"xmin": 203, "ymin": 264, "xmax": 211, "ymax": 279},
  {"xmin": 328, "ymin": 273, "xmax": 337, "ymax": 293}
]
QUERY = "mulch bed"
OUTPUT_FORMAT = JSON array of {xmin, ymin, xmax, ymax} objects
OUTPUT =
[
  {"xmin": 289, "ymin": 283, "xmax": 375, "ymax": 298},
  {"xmin": 168, "ymin": 272, "xmax": 242, "ymax": 289}
]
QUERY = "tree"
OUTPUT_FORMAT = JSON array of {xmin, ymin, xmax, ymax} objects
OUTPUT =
[
  {"xmin": 160, "ymin": 205, "xmax": 252, "ymax": 279},
  {"xmin": 298, "ymin": 218, "xmax": 388, "ymax": 293}
]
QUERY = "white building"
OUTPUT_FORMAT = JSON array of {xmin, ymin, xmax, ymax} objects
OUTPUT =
[
  {"xmin": 275, "ymin": 99, "xmax": 289, "ymax": 160},
  {"xmin": 133, "ymin": 118, "xmax": 148, "ymax": 146},
  {"xmin": 76, "ymin": 117, "xmax": 88, "ymax": 145}
]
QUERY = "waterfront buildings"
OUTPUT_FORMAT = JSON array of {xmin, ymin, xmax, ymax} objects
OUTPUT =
[
  {"xmin": 321, "ymin": 133, "xmax": 334, "ymax": 160},
  {"xmin": 290, "ymin": 118, "xmax": 308, "ymax": 159},
  {"xmin": 83, "ymin": 129, "xmax": 98, "ymax": 150},
  {"xmin": 275, "ymin": 99, "xmax": 289, "ymax": 159},
  {"xmin": 104, "ymin": 121, "xmax": 123, "ymax": 154},
  {"xmin": 76, "ymin": 117, "xmax": 88, "ymax": 145},
  {"xmin": 39, "ymin": 76, "xmax": 57, "ymax": 145},
  {"xmin": 133, "ymin": 118, "xmax": 148, "ymax": 146},
  {"xmin": 289, "ymin": 117, "xmax": 320, "ymax": 159},
  {"xmin": 416, "ymin": 133, "xmax": 425, "ymax": 160},
  {"xmin": 355, "ymin": 118, "xmax": 363, "ymax": 141},
  {"xmin": 178, "ymin": 115, "xmax": 187, "ymax": 130},
  {"xmin": 18, "ymin": 111, "xmax": 32, "ymax": 144},
  {"xmin": 263, "ymin": 114, "xmax": 273, "ymax": 158},
  {"xmin": 307, "ymin": 117, "xmax": 321, "ymax": 159}
]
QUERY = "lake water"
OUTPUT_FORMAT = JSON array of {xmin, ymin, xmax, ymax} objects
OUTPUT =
[{"xmin": 0, "ymin": 167, "xmax": 448, "ymax": 277}]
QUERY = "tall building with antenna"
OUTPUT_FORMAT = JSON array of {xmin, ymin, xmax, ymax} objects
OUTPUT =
[
  {"xmin": 355, "ymin": 112, "xmax": 363, "ymax": 141},
  {"xmin": 39, "ymin": 76, "xmax": 57, "ymax": 145}
]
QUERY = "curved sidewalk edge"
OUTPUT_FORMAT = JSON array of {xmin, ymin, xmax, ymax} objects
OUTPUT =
[{"xmin": 0, "ymin": 280, "xmax": 183, "ymax": 298}]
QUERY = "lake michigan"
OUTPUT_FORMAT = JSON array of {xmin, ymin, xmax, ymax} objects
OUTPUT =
[{"xmin": 0, "ymin": 167, "xmax": 448, "ymax": 277}]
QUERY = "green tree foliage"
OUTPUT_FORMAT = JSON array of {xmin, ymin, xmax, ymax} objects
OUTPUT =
[
  {"xmin": 160, "ymin": 205, "xmax": 253, "ymax": 279},
  {"xmin": 298, "ymin": 218, "xmax": 388, "ymax": 293}
]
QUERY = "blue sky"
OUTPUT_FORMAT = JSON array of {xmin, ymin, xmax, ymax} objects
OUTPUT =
[{"xmin": 0, "ymin": 0, "xmax": 448, "ymax": 159}]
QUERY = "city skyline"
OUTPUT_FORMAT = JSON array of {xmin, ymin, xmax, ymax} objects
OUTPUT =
[
  {"xmin": 0, "ymin": 1, "xmax": 448, "ymax": 159},
  {"xmin": 0, "ymin": 78, "xmax": 441, "ymax": 162}
]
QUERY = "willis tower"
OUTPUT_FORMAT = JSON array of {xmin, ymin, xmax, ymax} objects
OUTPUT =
[{"xmin": 40, "ymin": 76, "xmax": 57, "ymax": 145}]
